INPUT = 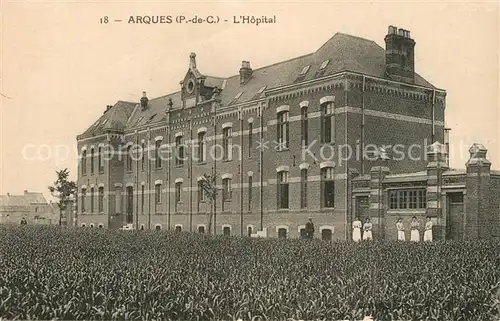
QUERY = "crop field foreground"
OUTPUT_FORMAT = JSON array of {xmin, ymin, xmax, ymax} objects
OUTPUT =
[{"xmin": 0, "ymin": 226, "xmax": 499, "ymax": 321}]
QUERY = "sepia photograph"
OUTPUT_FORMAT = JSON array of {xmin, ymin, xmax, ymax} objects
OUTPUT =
[{"xmin": 0, "ymin": 0, "xmax": 499, "ymax": 320}]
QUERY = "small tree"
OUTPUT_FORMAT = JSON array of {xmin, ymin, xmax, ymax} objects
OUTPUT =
[
  {"xmin": 199, "ymin": 172, "xmax": 220, "ymax": 234},
  {"xmin": 48, "ymin": 169, "xmax": 77, "ymax": 226}
]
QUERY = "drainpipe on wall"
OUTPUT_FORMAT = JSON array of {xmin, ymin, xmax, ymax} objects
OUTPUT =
[
  {"xmin": 135, "ymin": 130, "xmax": 139, "ymax": 230},
  {"xmin": 239, "ymin": 108, "xmax": 244, "ymax": 236},
  {"xmin": 189, "ymin": 119, "xmax": 193, "ymax": 232},
  {"xmin": 259, "ymin": 102, "xmax": 264, "ymax": 232}
]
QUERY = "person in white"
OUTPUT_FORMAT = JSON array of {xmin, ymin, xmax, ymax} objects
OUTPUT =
[
  {"xmin": 410, "ymin": 216, "xmax": 420, "ymax": 242},
  {"xmin": 396, "ymin": 218, "xmax": 405, "ymax": 241},
  {"xmin": 424, "ymin": 216, "xmax": 433, "ymax": 242},
  {"xmin": 352, "ymin": 217, "xmax": 362, "ymax": 242},
  {"xmin": 362, "ymin": 218, "xmax": 373, "ymax": 241}
]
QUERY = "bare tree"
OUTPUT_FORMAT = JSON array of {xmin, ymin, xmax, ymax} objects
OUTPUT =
[
  {"xmin": 199, "ymin": 172, "xmax": 220, "ymax": 234},
  {"xmin": 48, "ymin": 169, "xmax": 77, "ymax": 226}
]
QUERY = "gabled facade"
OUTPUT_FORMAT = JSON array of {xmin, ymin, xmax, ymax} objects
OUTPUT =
[{"xmin": 74, "ymin": 26, "xmax": 500, "ymax": 240}]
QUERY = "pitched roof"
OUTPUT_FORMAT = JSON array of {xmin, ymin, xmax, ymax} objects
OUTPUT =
[
  {"xmin": 0, "ymin": 192, "xmax": 48, "ymax": 207},
  {"xmin": 80, "ymin": 100, "xmax": 136, "ymax": 137},
  {"xmin": 80, "ymin": 32, "xmax": 438, "ymax": 137}
]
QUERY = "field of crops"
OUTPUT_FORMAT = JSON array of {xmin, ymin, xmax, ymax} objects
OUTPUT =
[{"xmin": 0, "ymin": 226, "xmax": 499, "ymax": 320}]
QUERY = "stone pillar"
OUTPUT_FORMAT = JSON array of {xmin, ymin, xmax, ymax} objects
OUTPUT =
[
  {"xmin": 465, "ymin": 143, "xmax": 491, "ymax": 239},
  {"xmin": 426, "ymin": 141, "xmax": 448, "ymax": 240},
  {"xmin": 369, "ymin": 166, "xmax": 390, "ymax": 239}
]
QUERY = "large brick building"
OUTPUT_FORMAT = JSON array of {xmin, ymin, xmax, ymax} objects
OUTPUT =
[{"xmin": 76, "ymin": 26, "xmax": 500, "ymax": 239}]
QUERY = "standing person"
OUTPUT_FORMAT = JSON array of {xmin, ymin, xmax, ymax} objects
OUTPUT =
[
  {"xmin": 362, "ymin": 217, "xmax": 373, "ymax": 241},
  {"xmin": 352, "ymin": 217, "xmax": 362, "ymax": 242},
  {"xmin": 423, "ymin": 216, "xmax": 433, "ymax": 242},
  {"xmin": 396, "ymin": 218, "xmax": 405, "ymax": 241},
  {"xmin": 305, "ymin": 217, "xmax": 315, "ymax": 239},
  {"xmin": 410, "ymin": 216, "xmax": 420, "ymax": 242}
]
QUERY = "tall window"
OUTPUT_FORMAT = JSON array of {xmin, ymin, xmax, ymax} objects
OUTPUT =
[
  {"xmin": 141, "ymin": 143, "xmax": 145, "ymax": 171},
  {"xmin": 248, "ymin": 122, "xmax": 253, "ymax": 158},
  {"xmin": 389, "ymin": 190, "xmax": 426, "ymax": 209},
  {"xmin": 98, "ymin": 147, "xmax": 104, "ymax": 173},
  {"xmin": 277, "ymin": 171, "xmax": 289, "ymax": 209},
  {"xmin": 126, "ymin": 186, "xmax": 133, "ymax": 223},
  {"xmin": 248, "ymin": 175, "xmax": 253, "ymax": 212},
  {"xmin": 222, "ymin": 127, "xmax": 232, "ymax": 161},
  {"xmin": 126, "ymin": 145, "xmax": 133, "ymax": 172},
  {"xmin": 155, "ymin": 140, "xmax": 162, "ymax": 168},
  {"xmin": 277, "ymin": 111, "xmax": 289, "ymax": 150},
  {"xmin": 81, "ymin": 150, "xmax": 87, "ymax": 175},
  {"xmin": 175, "ymin": 182, "xmax": 182, "ymax": 211},
  {"xmin": 98, "ymin": 187, "xmax": 104, "ymax": 212},
  {"xmin": 90, "ymin": 148, "xmax": 95, "ymax": 174},
  {"xmin": 155, "ymin": 184, "xmax": 162, "ymax": 205},
  {"xmin": 322, "ymin": 167, "xmax": 335, "ymax": 208},
  {"xmin": 198, "ymin": 180, "xmax": 205, "ymax": 211},
  {"xmin": 301, "ymin": 168, "xmax": 308, "ymax": 208},
  {"xmin": 198, "ymin": 132, "xmax": 206, "ymax": 163},
  {"xmin": 81, "ymin": 188, "xmax": 87, "ymax": 213},
  {"xmin": 222, "ymin": 178, "xmax": 232, "ymax": 202},
  {"xmin": 175, "ymin": 136, "xmax": 184, "ymax": 166},
  {"xmin": 321, "ymin": 102, "xmax": 334, "ymax": 144},
  {"xmin": 90, "ymin": 187, "xmax": 95, "ymax": 213},
  {"xmin": 301, "ymin": 107, "xmax": 308, "ymax": 147},
  {"xmin": 115, "ymin": 187, "xmax": 122, "ymax": 213},
  {"xmin": 141, "ymin": 185, "xmax": 145, "ymax": 214}
]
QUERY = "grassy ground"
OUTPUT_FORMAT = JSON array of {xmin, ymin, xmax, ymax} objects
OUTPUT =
[{"xmin": 0, "ymin": 225, "xmax": 499, "ymax": 320}]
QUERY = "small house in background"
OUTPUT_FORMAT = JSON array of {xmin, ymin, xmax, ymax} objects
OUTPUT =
[{"xmin": 0, "ymin": 190, "xmax": 59, "ymax": 225}]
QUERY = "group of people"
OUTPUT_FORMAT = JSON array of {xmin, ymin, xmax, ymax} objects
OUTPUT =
[{"xmin": 352, "ymin": 216, "xmax": 434, "ymax": 242}]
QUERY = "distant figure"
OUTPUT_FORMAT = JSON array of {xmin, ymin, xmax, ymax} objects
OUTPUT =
[
  {"xmin": 305, "ymin": 217, "xmax": 315, "ymax": 239},
  {"xmin": 362, "ymin": 217, "xmax": 373, "ymax": 241},
  {"xmin": 352, "ymin": 217, "xmax": 362, "ymax": 242},
  {"xmin": 424, "ymin": 216, "xmax": 433, "ymax": 242},
  {"xmin": 410, "ymin": 216, "xmax": 420, "ymax": 242},
  {"xmin": 396, "ymin": 218, "xmax": 405, "ymax": 241},
  {"xmin": 20, "ymin": 218, "xmax": 27, "ymax": 225}
]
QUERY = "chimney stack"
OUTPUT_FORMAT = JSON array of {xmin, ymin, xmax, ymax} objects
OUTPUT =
[
  {"xmin": 103, "ymin": 105, "xmax": 113, "ymax": 114},
  {"xmin": 7, "ymin": 193, "xmax": 10, "ymax": 197},
  {"xmin": 140, "ymin": 91, "xmax": 149, "ymax": 109},
  {"xmin": 239, "ymin": 61, "xmax": 253, "ymax": 84},
  {"xmin": 384, "ymin": 25, "xmax": 415, "ymax": 83},
  {"xmin": 24, "ymin": 190, "xmax": 28, "ymax": 194}
]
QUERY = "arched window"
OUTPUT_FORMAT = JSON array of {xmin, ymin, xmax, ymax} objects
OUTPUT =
[
  {"xmin": 90, "ymin": 187, "xmax": 95, "ymax": 213},
  {"xmin": 301, "ymin": 106, "xmax": 308, "ymax": 147},
  {"xmin": 223, "ymin": 226, "xmax": 231, "ymax": 236},
  {"xmin": 175, "ymin": 136, "xmax": 184, "ymax": 166},
  {"xmin": 156, "ymin": 140, "xmax": 163, "ymax": 168},
  {"xmin": 198, "ymin": 131, "xmax": 206, "ymax": 163},
  {"xmin": 321, "ymin": 229, "xmax": 333, "ymax": 241},
  {"xmin": 126, "ymin": 186, "xmax": 133, "ymax": 224},
  {"xmin": 156, "ymin": 224, "xmax": 162, "ymax": 231},
  {"xmin": 175, "ymin": 225, "xmax": 182, "ymax": 232},
  {"xmin": 277, "ymin": 111, "xmax": 289, "ymax": 150},
  {"xmin": 81, "ymin": 188, "xmax": 87, "ymax": 213},
  {"xmin": 98, "ymin": 147, "xmax": 104, "ymax": 173},
  {"xmin": 90, "ymin": 148, "xmax": 95, "ymax": 174},
  {"xmin": 321, "ymin": 102, "xmax": 334, "ymax": 144},
  {"xmin": 222, "ymin": 127, "xmax": 232, "ymax": 161},
  {"xmin": 277, "ymin": 171, "xmax": 289, "ymax": 209},
  {"xmin": 198, "ymin": 225, "xmax": 205, "ymax": 234},
  {"xmin": 175, "ymin": 182, "xmax": 182, "ymax": 212},
  {"xmin": 301, "ymin": 168, "xmax": 308, "ymax": 209},
  {"xmin": 81, "ymin": 150, "xmax": 87, "ymax": 175},
  {"xmin": 98, "ymin": 187, "xmax": 104, "ymax": 213},
  {"xmin": 277, "ymin": 228, "xmax": 287, "ymax": 239},
  {"xmin": 247, "ymin": 226, "xmax": 253, "ymax": 237},
  {"xmin": 248, "ymin": 122, "xmax": 253, "ymax": 158},
  {"xmin": 126, "ymin": 145, "xmax": 133, "ymax": 172},
  {"xmin": 321, "ymin": 167, "xmax": 335, "ymax": 208}
]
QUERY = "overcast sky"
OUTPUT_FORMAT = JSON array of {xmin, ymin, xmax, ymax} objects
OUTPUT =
[{"xmin": 1, "ymin": 0, "xmax": 498, "ymax": 198}]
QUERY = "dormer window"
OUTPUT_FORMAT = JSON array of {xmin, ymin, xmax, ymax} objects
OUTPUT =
[
  {"xmin": 300, "ymin": 65, "xmax": 310, "ymax": 75},
  {"xmin": 101, "ymin": 119, "xmax": 108, "ymax": 126},
  {"xmin": 234, "ymin": 92, "xmax": 243, "ymax": 99},
  {"xmin": 93, "ymin": 120, "xmax": 101, "ymax": 128},
  {"xmin": 319, "ymin": 60, "xmax": 330, "ymax": 70},
  {"xmin": 257, "ymin": 86, "xmax": 266, "ymax": 94},
  {"xmin": 221, "ymin": 79, "xmax": 227, "ymax": 89},
  {"xmin": 146, "ymin": 114, "xmax": 157, "ymax": 124},
  {"xmin": 135, "ymin": 116, "xmax": 144, "ymax": 125}
]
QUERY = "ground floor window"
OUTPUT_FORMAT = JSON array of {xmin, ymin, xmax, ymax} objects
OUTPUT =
[
  {"xmin": 223, "ymin": 226, "xmax": 231, "ymax": 236},
  {"xmin": 278, "ymin": 228, "xmax": 287, "ymax": 239},
  {"xmin": 321, "ymin": 229, "xmax": 332, "ymax": 241},
  {"xmin": 198, "ymin": 225, "xmax": 205, "ymax": 234}
]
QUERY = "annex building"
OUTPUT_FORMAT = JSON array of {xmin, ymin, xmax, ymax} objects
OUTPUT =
[{"xmin": 76, "ymin": 26, "xmax": 500, "ymax": 240}]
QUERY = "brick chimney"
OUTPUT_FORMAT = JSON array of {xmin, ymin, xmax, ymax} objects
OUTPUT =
[
  {"xmin": 140, "ymin": 91, "xmax": 149, "ymax": 109},
  {"xmin": 384, "ymin": 25, "xmax": 415, "ymax": 83},
  {"xmin": 103, "ymin": 105, "xmax": 113, "ymax": 114},
  {"xmin": 239, "ymin": 61, "xmax": 253, "ymax": 84},
  {"xmin": 24, "ymin": 190, "xmax": 28, "ymax": 194}
]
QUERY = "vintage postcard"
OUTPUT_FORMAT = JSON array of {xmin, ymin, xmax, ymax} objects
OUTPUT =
[{"xmin": 0, "ymin": 1, "xmax": 499, "ymax": 320}]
